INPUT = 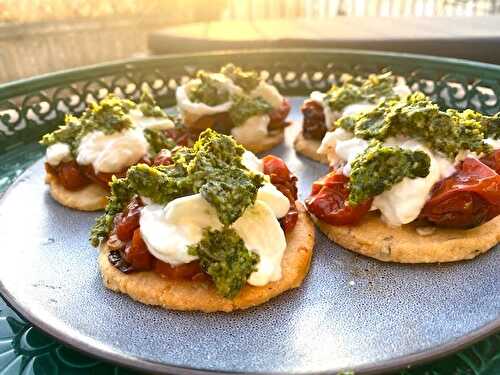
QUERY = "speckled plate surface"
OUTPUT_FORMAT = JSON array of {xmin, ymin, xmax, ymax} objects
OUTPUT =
[{"xmin": 0, "ymin": 99, "xmax": 498, "ymax": 375}]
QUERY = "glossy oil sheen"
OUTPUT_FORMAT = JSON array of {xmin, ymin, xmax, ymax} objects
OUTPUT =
[{"xmin": 0, "ymin": 99, "xmax": 498, "ymax": 374}]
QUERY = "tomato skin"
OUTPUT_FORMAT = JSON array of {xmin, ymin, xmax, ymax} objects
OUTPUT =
[
  {"xmin": 153, "ymin": 149, "xmax": 173, "ymax": 166},
  {"xmin": 54, "ymin": 161, "xmax": 90, "ymax": 191},
  {"xmin": 262, "ymin": 155, "xmax": 299, "ymax": 232},
  {"xmin": 305, "ymin": 172, "xmax": 372, "ymax": 226},
  {"xmin": 115, "ymin": 198, "xmax": 142, "ymax": 241},
  {"xmin": 123, "ymin": 228, "xmax": 154, "ymax": 271},
  {"xmin": 480, "ymin": 149, "xmax": 500, "ymax": 174},
  {"xmin": 153, "ymin": 260, "xmax": 202, "ymax": 280},
  {"xmin": 301, "ymin": 99, "xmax": 327, "ymax": 140},
  {"xmin": 268, "ymin": 99, "xmax": 291, "ymax": 131},
  {"xmin": 420, "ymin": 157, "xmax": 500, "ymax": 228}
]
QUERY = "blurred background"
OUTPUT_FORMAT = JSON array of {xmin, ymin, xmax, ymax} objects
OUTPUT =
[{"xmin": 1, "ymin": 0, "xmax": 499, "ymax": 83}]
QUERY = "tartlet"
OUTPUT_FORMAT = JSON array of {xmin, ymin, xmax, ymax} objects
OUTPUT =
[
  {"xmin": 305, "ymin": 92, "xmax": 500, "ymax": 263},
  {"xmin": 41, "ymin": 91, "xmax": 190, "ymax": 211},
  {"xmin": 176, "ymin": 64, "xmax": 291, "ymax": 153},
  {"xmin": 91, "ymin": 129, "xmax": 315, "ymax": 312}
]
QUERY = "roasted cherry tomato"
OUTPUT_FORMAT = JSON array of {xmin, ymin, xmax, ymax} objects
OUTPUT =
[
  {"xmin": 480, "ymin": 149, "xmax": 500, "ymax": 174},
  {"xmin": 56, "ymin": 161, "xmax": 90, "ymax": 191},
  {"xmin": 263, "ymin": 155, "xmax": 299, "ymax": 232},
  {"xmin": 305, "ymin": 172, "xmax": 372, "ymax": 226},
  {"xmin": 153, "ymin": 149, "xmax": 173, "ymax": 166},
  {"xmin": 153, "ymin": 260, "xmax": 202, "ymax": 280},
  {"xmin": 123, "ymin": 228, "xmax": 153, "ymax": 271},
  {"xmin": 115, "ymin": 198, "xmax": 143, "ymax": 241},
  {"xmin": 301, "ymin": 99, "xmax": 327, "ymax": 140},
  {"xmin": 268, "ymin": 99, "xmax": 291, "ymax": 130},
  {"xmin": 420, "ymin": 157, "xmax": 500, "ymax": 228}
]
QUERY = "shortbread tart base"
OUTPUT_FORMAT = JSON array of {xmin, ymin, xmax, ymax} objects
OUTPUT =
[
  {"xmin": 314, "ymin": 212, "xmax": 500, "ymax": 263},
  {"xmin": 99, "ymin": 202, "xmax": 315, "ymax": 312},
  {"xmin": 293, "ymin": 131, "xmax": 328, "ymax": 164},
  {"xmin": 46, "ymin": 173, "xmax": 107, "ymax": 211}
]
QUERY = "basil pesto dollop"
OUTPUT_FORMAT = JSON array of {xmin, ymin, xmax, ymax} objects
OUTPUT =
[
  {"xmin": 221, "ymin": 63, "xmax": 260, "ymax": 92},
  {"xmin": 188, "ymin": 71, "xmax": 231, "ymax": 106},
  {"xmin": 187, "ymin": 64, "xmax": 262, "ymax": 107},
  {"xmin": 229, "ymin": 94, "xmax": 273, "ymax": 126},
  {"xmin": 349, "ymin": 140, "xmax": 431, "ymax": 205},
  {"xmin": 90, "ymin": 129, "xmax": 264, "ymax": 246},
  {"xmin": 137, "ymin": 89, "xmax": 167, "ymax": 118},
  {"xmin": 188, "ymin": 227, "xmax": 259, "ymax": 298},
  {"xmin": 324, "ymin": 71, "xmax": 400, "ymax": 112},
  {"xmin": 337, "ymin": 92, "xmax": 491, "ymax": 158}
]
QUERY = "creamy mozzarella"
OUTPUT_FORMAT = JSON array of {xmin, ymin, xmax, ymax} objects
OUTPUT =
[
  {"xmin": 139, "ymin": 185, "xmax": 289, "ymax": 285},
  {"xmin": 317, "ymin": 128, "xmax": 367, "ymax": 174},
  {"xmin": 369, "ymin": 140, "xmax": 454, "ymax": 226},
  {"xmin": 241, "ymin": 150, "xmax": 263, "ymax": 173},
  {"xmin": 176, "ymin": 75, "xmax": 242, "ymax": 122},
  {"xmin": 140, "ymin": 197, "xmax": 221, "ymax": 265},
  {"xmin": 76, "ymin": 129, "xmax": 149, "ymax": 173},
  {"xmin": 250, "ymin": 81, "xmax": 283, "ymax": 109},
  {"xmin": 232, "ymin": 201, "xmax": 287, "ymax": 286},
  {"xmin": 393, "ymin": 82, "xmax": 412, "ymax": 97},
  {"xmin": 485, "ymin": 137, "xmax": 500, "ymax": 150},
  {"xmin": 46, "ymin": 142, "xmax": 72, "ymax": 166},
  {"xmin": 372, "ymin": 141, "xmax": 455, "ymax": 226},
  {"xmin": 129, "ymin": 109, "xmax": 175, "ymax": 131},
  {"xmin": 256, "ymin": 183, "xmax": 290, "ymax": 218},
  {"xmin": 231, "ymin": 114, "xmax": 270, "ymax": 145}
]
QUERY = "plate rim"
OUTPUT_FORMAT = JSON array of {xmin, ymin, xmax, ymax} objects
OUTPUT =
[{"xmin": 0, "ymin": 163, "xmax": 499, "ymax": 375}]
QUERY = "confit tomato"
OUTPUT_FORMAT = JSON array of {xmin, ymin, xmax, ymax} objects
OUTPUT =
[
  {"xmin": 268, "ymin": 99, "xmax": 291, "ymax": 130},
  {"xmin": 153, "ymin": 149, "xmax": 173, "ymax": 166},
  {"xmin": 263, "ymin": 155, "xmax": 299, "ymax": 232},
  {"xmin": 56, "ymin": 161, "xmax": 90, "ymax": 191},
  {"xmin": 420, "ymin": 157, "xmax": 500, "ymax": 228},
  {"xmin": 115, "ymin": 198, "xmax": 142, "ymax": 241},
  {"xmin": 123, "ymin": 228, "xmax": 154, "ymax": 271},
  {"xmin": 305, "ymin": 172, "xmax": 372, "ymax": 226},
  {"xmin": 153, "ymin": 260, "xmax": 202, "ymax": 280},
  {"xmin": 480, "ymin": 149, "xmax": 500, "ymax": 174}
]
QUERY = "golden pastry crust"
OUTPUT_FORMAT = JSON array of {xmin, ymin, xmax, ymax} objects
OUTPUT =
[
  {"xmin": 242, "ymin": 130, "xmax": 284, "ymax": 154},
  {"xmin": 293, "ymin": 131, "xmax": 328, "ymax": 164},
  {"xmin": 98, "ymin": 202, "xmax": 315, "ymax": 312},
  {"xmin": 314, "ymin": 212, "xmax": 500, "ymax": 263},
  {"xmin": 46, "ymin": 173, "xmax": 107, "ymax": 211}
]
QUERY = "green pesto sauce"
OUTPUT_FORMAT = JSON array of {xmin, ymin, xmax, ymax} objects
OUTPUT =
[
  {"xmin": 143, "ymin": 128, "xmax": 176, "ymax": 155},
  {"xmin": 349, "ymin": 140, "xmax": 431, "ymax": 205},
  {"xmin": 188, "ymin": 71, "xmax": 230, "ymax": 106},
  {"xmin": 229, "ymin": 94, "xmax": 273, "ymax": 126},
  {"xmin": 188, "ymin": 227, "xmax": 259, "ymax": 299},
  {"xmin": 90, "ymin": 177, "xmax": 133, "ymax": 247},
  {"xmin": 221, "ymin": 63, "xmax": 260, "ymax": 92},
  {"xmin": 336, "ymin": 92, "xmax": 491, "ymax": 158},
  {"xmin": 324, "ymin": 72, "xmax": 399, "ymax": 112},
  {"xmin": 137, "ymin": 89, "xmax": 167, "ymax": 118}
]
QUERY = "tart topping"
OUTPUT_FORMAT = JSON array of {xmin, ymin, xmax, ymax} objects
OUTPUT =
[{"xmin": 91, "ymin": 129, "xmax": 296, "ymax": 298}]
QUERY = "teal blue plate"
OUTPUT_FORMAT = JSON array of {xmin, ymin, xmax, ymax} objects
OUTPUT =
[{"xmin": 0, "ymin": 50, "xmax": 499, "ymax": 374}]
